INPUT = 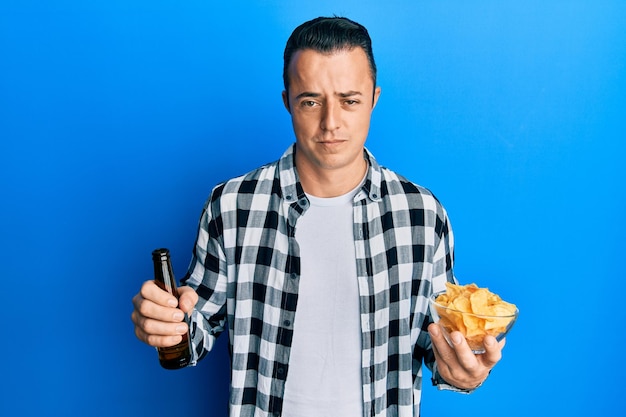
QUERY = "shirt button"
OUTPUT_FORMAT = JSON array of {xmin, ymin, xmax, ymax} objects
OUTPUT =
[
  {"xmin": 298, "ymin": 198, "xmax": 307, "ymax": 206},
  {"xmin": 283, "ymin": 320, "xmax": 291, "ymax": 327},
  {"xmin": 290, "ymin": 273, "xmax": 297, "ymax": 279},
  {"xmin": 285, "ymin": 194, "xmax": 293, "ymax": 201}
]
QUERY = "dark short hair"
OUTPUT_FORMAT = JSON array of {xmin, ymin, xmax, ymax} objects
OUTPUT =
[{"xmin": 283, "ymin": 16, "xmax": 377, "ymax": 94}]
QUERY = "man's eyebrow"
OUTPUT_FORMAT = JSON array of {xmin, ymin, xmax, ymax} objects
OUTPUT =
[
  {"xmin": 294, "ymin": 92, "xmax": 322, "ymax": 101},
  {"xmin": 337, "ymin": 90, "xmax": 363, "ymax": 98},
  {"xmin": 294, "ymin": 91, "xmax": 363, "ymax": 100}
]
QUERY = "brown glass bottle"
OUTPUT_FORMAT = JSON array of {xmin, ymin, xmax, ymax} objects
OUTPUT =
[{"xmin": 152, "ymin": 248, "xmax": 192, "ymax": 369}]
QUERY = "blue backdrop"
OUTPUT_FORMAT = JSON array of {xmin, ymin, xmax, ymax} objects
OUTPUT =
[{"xmin": 1, "ymin": 1, "xmax": 624, "ymax": 416}]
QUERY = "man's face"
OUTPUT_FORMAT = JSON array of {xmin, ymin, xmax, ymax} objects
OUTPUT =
[{"xmin": 283, "ymin": 47, "xmax": 381, "ymax": 180}]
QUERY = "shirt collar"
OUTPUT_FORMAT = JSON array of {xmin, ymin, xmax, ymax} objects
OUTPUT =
[{"xmin": 278, "ymin": 144, "xmax": 383, "ymax": 203}]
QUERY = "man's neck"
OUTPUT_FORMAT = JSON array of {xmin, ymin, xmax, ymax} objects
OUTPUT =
[{"xmin": 296, "ymin": 157, "xmax": 368, "ymax": 198}]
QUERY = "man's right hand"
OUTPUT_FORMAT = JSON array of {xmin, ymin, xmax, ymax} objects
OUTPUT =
[{"xmin": 131, "ymin": 280, "xmax": 198, "ymax": 347}]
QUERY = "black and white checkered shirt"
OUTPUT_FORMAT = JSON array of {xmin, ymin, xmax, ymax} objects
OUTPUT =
[{"xmin": 182, "ymin": 144, "xmax": 458, "ymax": 417}]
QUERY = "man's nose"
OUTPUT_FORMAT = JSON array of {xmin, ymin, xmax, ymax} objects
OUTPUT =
[{"xmin": 320, "ymin": 102, "xmax": 341, "ymax": 131}]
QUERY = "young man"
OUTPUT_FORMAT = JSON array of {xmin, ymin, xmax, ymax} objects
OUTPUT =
[{"xmin": 132, "ymin": 16, "xmax": 504, "ymax": 417}]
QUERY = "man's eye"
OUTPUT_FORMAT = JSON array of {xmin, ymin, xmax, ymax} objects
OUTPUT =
[
  {"xmin": 301, "ymin": 100, "xmax": 317, "ymax": 107},
  {"xmin": 344, "ymin": 100, "xmax": 359, "ymax": 106}
]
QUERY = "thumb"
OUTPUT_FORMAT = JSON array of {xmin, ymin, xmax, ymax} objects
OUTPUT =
[{"xmin": 177, "ymin": 286, "xmax": 199, "ymax": 314}]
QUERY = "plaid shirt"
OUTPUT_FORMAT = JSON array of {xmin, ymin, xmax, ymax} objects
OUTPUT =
[{"xmin": 182, "ymin": 144, "xmax": 459, "ymax": 417}]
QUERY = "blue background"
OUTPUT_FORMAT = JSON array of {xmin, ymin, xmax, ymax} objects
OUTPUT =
[{"xmin": 1, "ymin": 1, "xmax": 624, "ymax": 416}]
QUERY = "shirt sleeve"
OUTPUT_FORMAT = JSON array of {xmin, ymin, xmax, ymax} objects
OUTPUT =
[
  {"xmin": 430, "ymin": 206, "xmax": 456, "ymax": 294},
  {"xmin": 423, "ymin": 208, "xmax": 491, "ymax": 393},
  {"xmin": 419, "ymin": 206, "xmax": 486, "ymax": 393},
  {"xmin": 180, "ymin": 192, "xmax": 229, "ymax": 366}
]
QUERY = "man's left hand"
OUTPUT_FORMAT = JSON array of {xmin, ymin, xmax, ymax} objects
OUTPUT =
[{"xmin": 428, "ymin": 323, "xmax": 505, "ymax": 390}]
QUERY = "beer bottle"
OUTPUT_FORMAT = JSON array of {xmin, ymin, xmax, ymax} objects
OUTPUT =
[{"xmin": 151, "ymin": 248, "xmax": 192, "ymax": 369}]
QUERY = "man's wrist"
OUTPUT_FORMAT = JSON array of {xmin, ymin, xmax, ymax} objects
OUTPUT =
[{"xmin": 431, "ymin": 362, "xmax": 488, "ymax": 393}]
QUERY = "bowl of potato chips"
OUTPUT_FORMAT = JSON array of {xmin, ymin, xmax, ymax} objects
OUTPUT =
[{"xmin": 429, "ymin": 282, "xmax": 518, "ymax": 353}]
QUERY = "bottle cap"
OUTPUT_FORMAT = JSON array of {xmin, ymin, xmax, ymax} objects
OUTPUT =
[{"xmin": 152, "ymin": 248, "xmax": 170, "ymax": 261}]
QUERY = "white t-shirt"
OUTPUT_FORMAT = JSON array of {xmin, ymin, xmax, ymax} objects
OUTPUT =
[{"xmin": 281, "ymin": 186, "xmax": 363, "ymax": 417}]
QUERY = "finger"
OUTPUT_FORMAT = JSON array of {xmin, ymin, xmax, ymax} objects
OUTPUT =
[
  {"xmin": 132, "ymin": 311, "xmax": 189, "ymax": 344},
  {"xmin": 480, "ymin": 335, "xmax": 505, "ymax": 367},
  {"xmin": 177, "ymin": 286, "xmax": 199, "ymax": 314},
  {"xmin": 140, "ymin": 280, "xmax": 179, "ymax": 308},
  {"xmin": 447, "ymin": 331, "xmax": 480, "ymax": 368},
  {"xmin": 428, "ymin": 323, "xmax": 450, "ymax": 351},
  {"xmin": 133, "ymin": 322, "xmax": 186, "ymax": 348},
  {"xmin": 133, "ymin": 280, "xmax": 186, "ymax": 322},
  {"xmin": 428, "ymin": 324, "xmax": 459, "ymax": 368},
  {"xmin": 133, "ymin": 297, "xmax": 185, "ymax": 326}
]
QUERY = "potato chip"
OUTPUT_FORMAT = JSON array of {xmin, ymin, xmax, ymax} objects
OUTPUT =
[{"xmin": 433, "ymin": 282, "xmax": 517, "ymax": 350}]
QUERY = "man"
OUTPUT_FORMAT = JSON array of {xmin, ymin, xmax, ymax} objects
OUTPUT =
[{"xmin": 132, "ymin": 16, "xmax": 504, "ymax": 417}]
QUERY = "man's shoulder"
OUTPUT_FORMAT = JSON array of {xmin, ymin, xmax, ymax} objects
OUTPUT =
[
  {"xmin": 204, "ymin": 159, "xmax": 282, "ymax": 209},
  {"xmin": 378, "ymin": 166, "xmax": 446, "ymax": 212},
  {"xmin": 217, "ymin": 159, "xmax": 280, "ymax": 191},
  {"xmin": 379, "ymin": 166, "xmax": 435, "ymax": 197}
]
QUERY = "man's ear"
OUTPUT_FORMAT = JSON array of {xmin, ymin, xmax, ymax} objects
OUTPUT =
[
  {"xmin": 372, "ymin": 86, "xmax": 382, "ymax": 109},
  {"xmin": 282, "ymin": 90, "xmax": 291, "ymax": 113}
]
